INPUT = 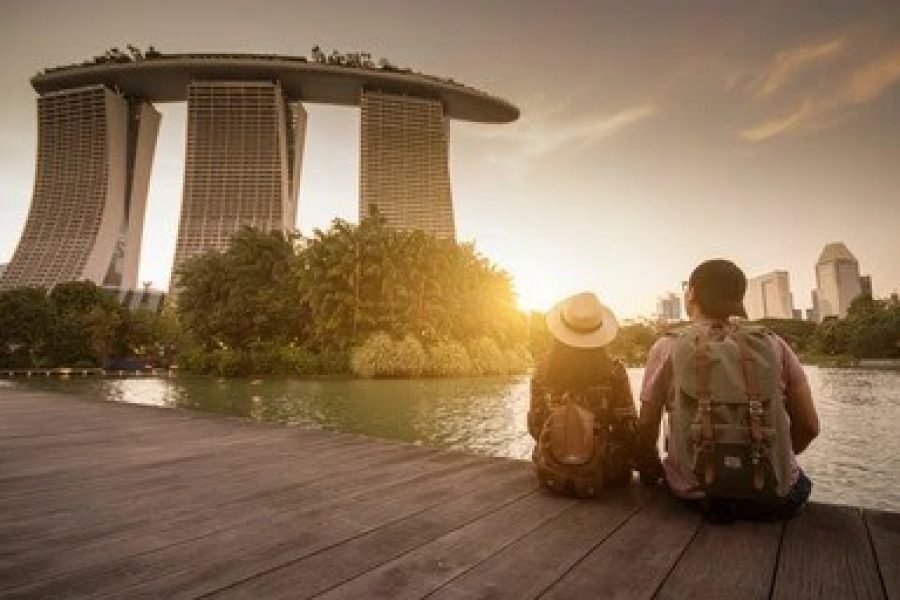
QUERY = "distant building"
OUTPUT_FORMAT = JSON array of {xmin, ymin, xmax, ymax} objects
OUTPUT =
[
  {"xmin": 860, "ymin": 275, "xmax": 873, "ymax": 298},
  {"xmin": 0, "ymin": 263, "xmax": 7, "ymax": 280},
  {"xmin": 745, "ymin": 270, "xmax": 794, "ymax": 320},
  {"xmin": 804, "ymin": 308, "xmax": 817, "ymax": 322},
  {"xmin": 815, "ymin": 242, "xmax": 863, "ymax": 320},
  {"xmin": 104, "ymin": 286, "xmax": 166, "ymax": 313},
  {"xmin": 792, "ymin": 309, "xmax": 802, "ymax": 320},
  {"xmin": 656, "ymin": 292, "xmax": 682, "ymax": 322}
]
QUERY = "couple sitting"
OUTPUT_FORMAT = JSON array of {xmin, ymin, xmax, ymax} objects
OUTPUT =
[{"xmin": 528, "ymin": 259, "xmax": 820, "ymax": 520}]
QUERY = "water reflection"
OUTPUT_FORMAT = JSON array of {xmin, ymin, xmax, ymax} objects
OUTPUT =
[{"xmin": 9, "ymin": 366, "xmax": 899, "ymax": 511}]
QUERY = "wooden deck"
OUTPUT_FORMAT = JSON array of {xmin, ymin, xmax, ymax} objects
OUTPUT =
[{"xmin": 1, "ymin": 388, "xmax": 897, "ymax": 600}]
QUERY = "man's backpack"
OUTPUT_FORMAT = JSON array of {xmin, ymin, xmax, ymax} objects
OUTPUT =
[
  {"xmin": 533, "ymin": 386, "xmax": 632, "ymax": 497},
  {"xmin": 667, "ymin": 323, "xmax": 793, "ymax": 500}
]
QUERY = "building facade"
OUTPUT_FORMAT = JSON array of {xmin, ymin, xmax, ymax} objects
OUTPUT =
[
  {"xmin": 745, "ymin": 270, "xmax": 794, "ymax": 320},
  {"xmin": 360, "ymin": 90, "xmax": 455, "ymax": 239},
  {"xmin": 656, "ymin": 292, "xmax": 682, "ymax": 322},
  {"xmin": 1, "ymin": 85, "xmax": 158, "ymax": 291},
  {"xmin": 170, "ymin": 81, "xmax": 304, "ymax": 289},
  {"xmin": 815, "ymin": 242, "xmax": 862, "ymax": 320}
]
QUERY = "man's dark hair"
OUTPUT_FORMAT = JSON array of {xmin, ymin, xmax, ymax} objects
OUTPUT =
[{"xmin": 688, "ymin": 259, "xmax": 748, "ymax": 319}]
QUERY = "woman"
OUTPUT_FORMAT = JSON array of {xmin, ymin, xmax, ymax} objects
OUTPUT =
[{"xmin": 528, "ymin": 292, "xmax": 644, "ymax": 494}]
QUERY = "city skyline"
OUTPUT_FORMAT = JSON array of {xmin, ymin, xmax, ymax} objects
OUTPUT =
[{"xmin": 1, "ymin": 1, "xmax": 899, "ymax": 317}]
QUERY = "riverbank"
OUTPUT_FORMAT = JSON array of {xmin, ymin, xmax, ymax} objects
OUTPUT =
[{"xmin": 2, "ymin": 388, "xmax": 897, "ymax": 599}]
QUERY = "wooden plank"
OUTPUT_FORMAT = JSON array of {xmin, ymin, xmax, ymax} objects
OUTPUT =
[
  {"xmin": 0, "ymin": 440, "xmax": 451, "ymax": 568},
  {"xmin": 865, "ymin": 509, "xmax": 900, "ymax": 600},
  {"xmin": 542, "ymin": 495, "xmax": 702, "ymax": 599},
  {"xmin": 6, "ymin": 457, "xmax": 507, "ymax": 597},
  {"xmin": 427, "ymin": 487, "xmax": 652, "ymax": 600},
  {"xmin": 208, "ymin": 467, "xmax": 541, "ymax": 599},
  {"xmin": 773, "ymin": 503, "xmax": 884, "ymax": 600},
  {"xmin": 312, "ymin": 491, "xmax": 574, "ymax": 600},
  {"xmin": 0, "ymin": 436, "xmax": 408, "ymax": 528},
  {"xmin": 656, "ymin": 519, "xmax": 784, "ymax": 600}
]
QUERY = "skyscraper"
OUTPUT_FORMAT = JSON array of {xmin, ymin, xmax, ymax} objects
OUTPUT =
[
  {"xmin": 815, "ymin": 242, "xmax": 862, "ymax": 320},
  {"xmin": 170, "ymin": 81, "xmax": 305, "ymax": 289},
  {"xmin": 0, "ymin": 85, "xmax": 158, "ymax": 290},
  {"xmin": 655, "ymin": 292, "xmax": 682, "ymax": 322},
  {"xmin": 359, "ymin": 90, "xmax": 455, "ymax": 239},
  {"xmin": 745, "ymin": 270, "xmax": 794, "ymax": 320}
]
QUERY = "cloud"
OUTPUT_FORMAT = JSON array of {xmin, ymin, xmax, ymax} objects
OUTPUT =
[
  {"xmin": 739, "ymin": 102, "xmax": 811, "ymax": 142},
  {"xmin": 749, "ymin": 38, "xmax": 846, "ymax": 98},
  {"xmin": 470, "ymin": 102, "xmax": 658, "ymax": 159},
  {"xmin": 844, "ymin": 47, "xmax": 900, "ymax": 103},
  {"xmin": 740, "ymin": 42, "xmax": 900, "ymax": 142}
]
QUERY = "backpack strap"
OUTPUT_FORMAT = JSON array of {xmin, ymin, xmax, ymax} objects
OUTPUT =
[
  {"xmin": 694, "ymin": 328, "xmax": 716, "ymax": 486},
  {"xmin": 730, "ymin": 326, "xmax": 767, "ymax": 491}
]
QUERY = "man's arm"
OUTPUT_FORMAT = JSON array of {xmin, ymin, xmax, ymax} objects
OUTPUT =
[
  {"xmin": 636, "ymin": 339, "xmax": 671, "ymax": 482},
  {"xmin": 777, "ymin": 336, "xmax": 820, "ymax": 454},
  {"xmin": 638, "ymin": 338, "xmax": 671, "ymax": 451}
]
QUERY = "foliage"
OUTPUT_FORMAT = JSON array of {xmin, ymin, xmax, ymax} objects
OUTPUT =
[
  {"xmin": 350, "ymin": 333, "xmax": 426, "ymax": 378},
  {"xmin": 607, "ymin": 322, "xmax": 659, "ymax": 367},
  {"xmin": 0, "ymin": 287, "xmax": 55, "ymax": 368},
  {"xmin": 300, "ymin": 217, "xmax": 527, "ymax": 351},
  {"xmin": 808, "ymin": 295, "xmax": 900, "ymax": 359},
  {"xmin": 47, "ymin": 281, "xmax": 124, "ymax": 366},
  {"xmin": 527, "ymin": 311, "xmax": 553, "ymax": 362},
  {"xmin": 467, "ymin": 337, "xmax": 507, "ymax": 376},
  {"xmin": 0, "ymin": 281, "xmax": 176, "ymax": 369},
  {"xmin": 176, "ymin": 228, "xmax": 307, "ymax": 351},
  {"xmin": 426, "ymin": 341, "xmax": 473, "ymax": 377},
  {"xmin": 754, "ymin": 318, "xmax": 818, "ymax": 352}
]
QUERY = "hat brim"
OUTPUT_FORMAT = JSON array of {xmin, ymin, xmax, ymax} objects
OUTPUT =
[{"xmin": 546, "ymin": 298, "xmax": 620, "ymax": 349}]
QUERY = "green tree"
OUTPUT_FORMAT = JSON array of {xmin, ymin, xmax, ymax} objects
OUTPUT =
[
  {"xmin": 48, "ymin": 281, "xmax": 123, "ymax": 366},
  {"xmin": 0, "ymin": 287, "xmax": 55, "ymax": 368},
  {"xmin": 607, "ymin": 322, "xmax": 658, "ymax": 366},
  {"xmin": 176, "ymin": 228, "xmax": 307, "ymax": 351}
]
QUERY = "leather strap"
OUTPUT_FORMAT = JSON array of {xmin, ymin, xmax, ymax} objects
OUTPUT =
[
  {"xmin": 731, "ymin": 326, "xmax": 766, "ymax": 490},
  {"xmin": 694, "ymin": 329, "xmax": 716, "ymax": 485}
]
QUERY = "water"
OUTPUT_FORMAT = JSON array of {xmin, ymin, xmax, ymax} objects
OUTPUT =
[{"xmin": 5, "ymin": 367, "xmax": 899, "ymax": 511}]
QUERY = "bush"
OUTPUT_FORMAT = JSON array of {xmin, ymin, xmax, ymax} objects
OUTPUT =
[
  {"xmin": 394, "ymin": 335, "xmax": 426, "ymax": 377},
  {"xmin": 211, "ymin": 348, "xmax": 252, "ymax": 377},
  {"xmin": 426, "ymin": 341, "xmax": 472, "ymax": 377},
  {"xmin": 317, "ymin": 350, "xmax": 350, "ymax": 375},
  {"xmin": 351, "ymin": 333, "xmax": 392, "ymax": 377},
  {"xmin": 350, "ymin": 333, "xmax": 425, "ymax": 378},
  {"xmin": 467, "ymin": 337, "xmax": 506, "ymax": 375},
  {"xmin": 503, "ymin": 345, "xmax": 533, "ymax": 375}
]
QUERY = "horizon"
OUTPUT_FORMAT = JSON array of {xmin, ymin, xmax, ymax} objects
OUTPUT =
[{"xmin": 1, "ymin": 1, "xmax": 899, "ymax": 318}]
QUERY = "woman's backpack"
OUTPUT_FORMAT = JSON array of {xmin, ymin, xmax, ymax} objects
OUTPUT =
[{"xmin": 533, "ymin": 385, "xmax": 633, "ymax": 497}]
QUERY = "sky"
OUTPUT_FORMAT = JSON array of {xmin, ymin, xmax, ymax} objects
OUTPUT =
[{"xmin": 1, "ymin": 0, "xmax": 899, "ymax": 318}]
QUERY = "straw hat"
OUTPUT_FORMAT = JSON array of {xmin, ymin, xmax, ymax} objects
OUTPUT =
[{"xmin": 546, "ymin": 292, "xmax": 619, "ymax": 349}]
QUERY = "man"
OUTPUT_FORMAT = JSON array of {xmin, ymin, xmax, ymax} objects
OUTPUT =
[{"xmin": 639, "ymin": 259, "xmax": 819, "ymax": 519}]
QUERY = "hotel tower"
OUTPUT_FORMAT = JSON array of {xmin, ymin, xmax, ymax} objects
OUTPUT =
[
  {"xmin": 170, "ymin": 81, "xmax": 305, "ymax": 289},
  {"xmin": 360, "ymin": 91, "xmax": 455, "ymax": 239},
  {"xmin": 1, "ymin": 85, "xmax": 159, "ymax": 290}
]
